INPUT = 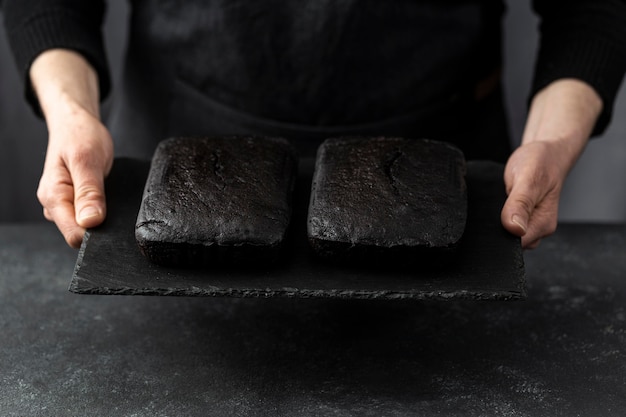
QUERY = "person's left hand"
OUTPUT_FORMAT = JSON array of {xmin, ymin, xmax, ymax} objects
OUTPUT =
[
  {"xmin": 500, "ymin": 79, "xmax": 603, "ymax": 249},
  {"xmin": 501, "ymin": 140, "xmax": 567, "ymax": 249}
]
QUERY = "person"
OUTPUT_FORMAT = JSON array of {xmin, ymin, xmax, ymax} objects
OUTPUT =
[{"xmin": 3, "ymin": 0, "xmax": 625, "ymax": 250}]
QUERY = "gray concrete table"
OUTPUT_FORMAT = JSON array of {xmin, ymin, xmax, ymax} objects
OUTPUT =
[{"xmin": 1, "ymin": 223, "xmax": 625, "ymax": 416}]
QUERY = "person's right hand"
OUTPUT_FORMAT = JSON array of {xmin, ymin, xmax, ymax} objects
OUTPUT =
[
  {"xmin": 38, "ymin": 105, "xmax": 113, "ymax": 248},
  {"xmin": 30, "ymin": 49, "xmax": 113, "ymax": 248}
]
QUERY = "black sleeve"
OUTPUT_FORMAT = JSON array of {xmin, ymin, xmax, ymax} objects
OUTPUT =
[
  {"xmin": 531, "ymin": 0, "xmax": 626, "ymax": 135},
  {"xmin": 2, "ymin": 0, "xmax": 110, "ymax": 116}
]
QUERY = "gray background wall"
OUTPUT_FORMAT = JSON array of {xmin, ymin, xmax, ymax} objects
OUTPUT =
[{"xmin": 1, "ymin": 0, "xmax": 624, "ymax": 224}]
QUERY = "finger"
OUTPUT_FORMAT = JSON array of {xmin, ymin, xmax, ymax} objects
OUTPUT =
[
  {"xmin": 500, "ymin": 186, "xmax": 539, "ymax": 238},
  {"xmin": 502, "ymin": 183, "xmax": 558, "ymax": 248},
  {"xmin": 522, "ymin": 203, "xmax": 558, "ymax": 247},
  {"xmin": 72, "ymin": 165, "xmax": 107, "ymax": 229},
  {"xmin": 37, "ymin": 165, "xmax": 85, "ymax": 246},
  {"xmin": 46, "ymin": 199, "xmax": 87, "ymax": 248},
  {"xmin": 523, "ymin": 237, "xmax": 542, "ymax": 250}
]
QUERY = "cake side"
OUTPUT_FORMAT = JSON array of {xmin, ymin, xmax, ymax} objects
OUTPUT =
[
  {"xmin": 307, "ymin": 136, "xmax": 467, "ymax": 261},
  {"xmin": 135, "ymin": 136, "xmax": 298, "ymax": 266}
]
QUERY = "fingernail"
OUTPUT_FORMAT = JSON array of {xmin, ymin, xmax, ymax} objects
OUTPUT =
[
  {"xmin": 511, "ymin": 215, "xmax": 527, "ymax": 234},
  {"xmin": 78, "ymin": 206, "xmax": 101, "ymax": 221}
]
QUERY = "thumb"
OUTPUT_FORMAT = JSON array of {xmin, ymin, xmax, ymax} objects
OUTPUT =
[
  {"xmin": 501, "ymin": 183, "xmax": 540, "ymax": 238},
  {"xmin": 73, "ymin": 169, "xmax": 107, "ymax": 229}
]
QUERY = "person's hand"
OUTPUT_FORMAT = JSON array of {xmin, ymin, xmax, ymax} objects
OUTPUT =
[
  {"xmin": 501, "ymin": 141, "xmax": 567, "ymax": 249},
  {"xmin": 30, "ymin": 49, "xmax": 112, "ymax": 248},
  {"xmin": 38, "ymin": 107, "xmax": 113, "ymax": 248},
  {"xmin": 501, "ymin": 79, "xmax": 602, "ymax": 249}
]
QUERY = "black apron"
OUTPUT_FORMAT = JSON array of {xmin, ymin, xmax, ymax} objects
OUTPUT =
[{"xmin": 108, "ymin": 0, "xmax": 510, "ymax": 161}]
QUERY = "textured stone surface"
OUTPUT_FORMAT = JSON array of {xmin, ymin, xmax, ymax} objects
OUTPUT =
[
  {"xmin": 72, "ymin": 157, "xmax": 524, "ymax": 300},
  {"xmin": 1, "ymin": 223, "xmax": 626, "ymax": 416},
  {"xmin": 307, "ymin": 137, "xmax": 467, "ymax": 261},
  {"xmin": 135, "ymin": 136, "xmax": 297, "ymax": 266}
]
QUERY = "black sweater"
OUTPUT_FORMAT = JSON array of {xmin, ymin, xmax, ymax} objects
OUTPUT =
[{"xmin": 3, "ymin": 0, "xmax": 626, "ymax": 134}]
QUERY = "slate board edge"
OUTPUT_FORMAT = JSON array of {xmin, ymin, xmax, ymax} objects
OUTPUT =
[
  {"xmin": 69, "ymin": 230, "xmax": 92, "ymax": 293},
  {"xmin": 69, "ymin": 285, "xmax": 525, "ymax": 300}
]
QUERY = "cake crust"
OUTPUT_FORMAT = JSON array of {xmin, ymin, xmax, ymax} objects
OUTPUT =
[
  {"xmin": 307, "ymin": 136, "xmax": 467, "ymax": 261},
  {"xmin": 135, "ymin": 136, "xmax": 297, "ymax": 267}
]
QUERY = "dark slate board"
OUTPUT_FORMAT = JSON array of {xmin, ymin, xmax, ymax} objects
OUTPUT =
[{"xmin": 70, "ymin": 158, "xmax": 526, "ymax": 299}]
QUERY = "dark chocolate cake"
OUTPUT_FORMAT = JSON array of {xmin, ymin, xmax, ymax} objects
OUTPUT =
[
  {"xmin": 307, "ymin": 136, "xmax": 467, "ymax": 263},
  {"xmin": 135, "ymin": 136, "xmax": 298, "ymax": 267}
]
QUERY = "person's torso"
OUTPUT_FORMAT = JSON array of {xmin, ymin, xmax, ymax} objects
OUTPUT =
[{"xmin": 127, "ymin": 0, "xmax": 504, "ymax": 125}]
